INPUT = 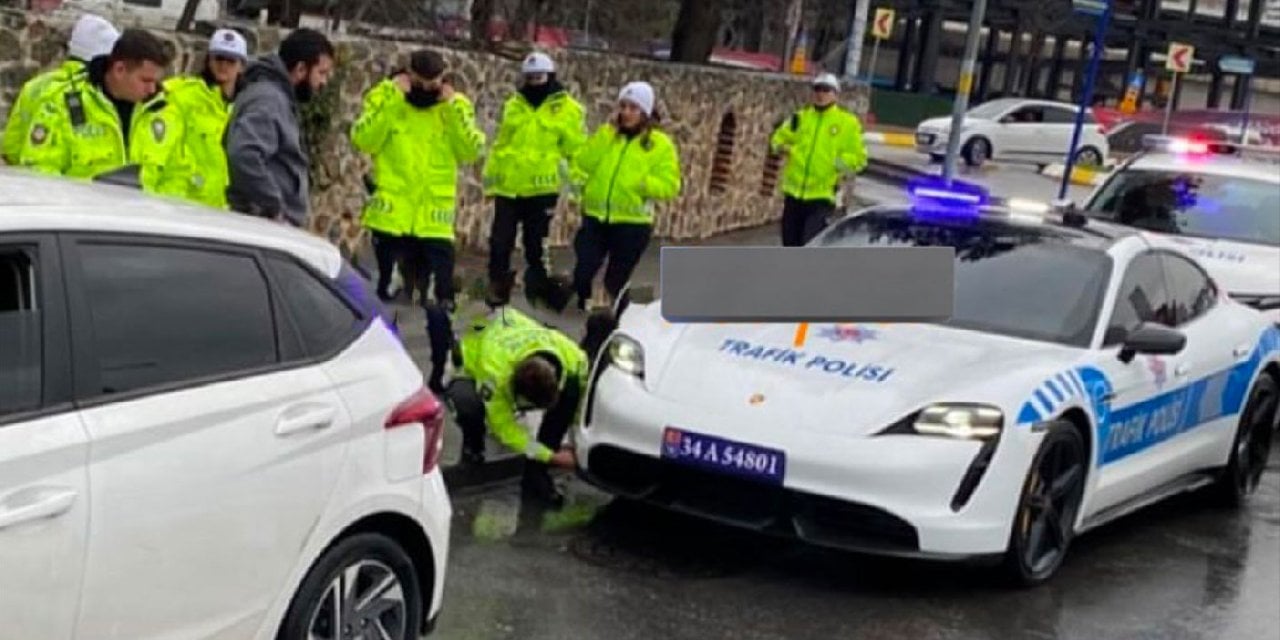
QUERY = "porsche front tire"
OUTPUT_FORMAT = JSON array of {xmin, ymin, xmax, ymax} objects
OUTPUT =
[{"xmin": 1001, "ymin": 420, "xmax": 1087, "ymax": 588}]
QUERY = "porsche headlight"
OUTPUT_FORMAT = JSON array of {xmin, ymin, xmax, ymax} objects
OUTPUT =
[
  {"xmin": 606, "ymin": 335, "xmax": 644, "ymax": 377},
  {"xmin": 913, "ymin": 404, "xmax": 1003, "ymax": 440}
]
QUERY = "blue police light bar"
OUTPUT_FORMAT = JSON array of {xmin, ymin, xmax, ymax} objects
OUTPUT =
[{"xmin": 906, "ymin": 176, "xmax": 990, "ymax": 210}]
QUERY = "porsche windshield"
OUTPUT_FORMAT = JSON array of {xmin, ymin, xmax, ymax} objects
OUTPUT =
[{"xmin": 813, "ymin": 210, "xmax": 1113, "ymax": 347}]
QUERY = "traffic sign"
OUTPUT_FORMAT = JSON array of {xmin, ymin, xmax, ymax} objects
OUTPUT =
[
  {"xmin": 1166, "ymin": 42, "xmax": 1194, "ymax": 73},
  {"xmin": 1219, "ymin": 55, "xmax": 1256, "ymax": 75},
  {"xmin": 1072, "ymin": 0, "xmax": 1109, "ymax": 17},
  {"xmin": 872, "ymin": 8, "xmax": 895, "ymax": 40}
]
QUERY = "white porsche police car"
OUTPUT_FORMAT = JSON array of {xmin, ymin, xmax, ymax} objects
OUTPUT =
[
  {"xmin": 575, "ymin": 185, "xmax": 1280, "ymax": 586},
  {"xmin": 1082, "ymin": 136, "xmax": 1280, "ymax": 323}
]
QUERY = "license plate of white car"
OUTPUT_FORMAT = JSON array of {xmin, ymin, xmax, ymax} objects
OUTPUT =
[{"xmin": 660, "ymin": 427, "xmax": 786, "ymax": 484}]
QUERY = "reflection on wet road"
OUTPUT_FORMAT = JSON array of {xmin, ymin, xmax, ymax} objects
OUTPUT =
[{"xmin": 436, "ymin": 449, "xmax": 1280, "ymax": 640}]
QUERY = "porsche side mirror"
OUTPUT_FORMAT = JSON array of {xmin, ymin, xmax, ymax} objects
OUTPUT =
[{"xmin": 1118, "ymin": 323, "xmax": 1186, "ymax": 364}]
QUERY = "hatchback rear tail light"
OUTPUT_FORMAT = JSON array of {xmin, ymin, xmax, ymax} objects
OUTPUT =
[{"xmin": 385, "ymin": 387, "xmax": 446, "ymax": 474}]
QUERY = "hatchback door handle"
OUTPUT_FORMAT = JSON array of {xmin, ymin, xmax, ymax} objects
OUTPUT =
[
  {"xmin": 275, "ymin": 404, "xmax": 337, "ymax": 437},
  {"xmin": 0, "ymin": 488, "xmax": 78, "ymax": 531}
]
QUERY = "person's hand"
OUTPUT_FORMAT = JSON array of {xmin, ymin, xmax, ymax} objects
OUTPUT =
[
  {"xmin": 549, "ymin": 448, "xmax": 576, "ymax": 469},
  {"xmin": 440, "ymin": 82, "xmax": 456, "ymax": 102},
  {"xmin": 392, "ymin": 73, "xmax": 412, "ymax": 93}
]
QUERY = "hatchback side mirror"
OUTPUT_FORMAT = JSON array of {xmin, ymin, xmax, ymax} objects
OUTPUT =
[{"xmin": 1118, "ymin": 322, "xmax": 1186, "ymax": 363}]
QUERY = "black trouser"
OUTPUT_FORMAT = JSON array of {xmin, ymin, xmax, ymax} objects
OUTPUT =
[
  {"xmin": 445, "ymin": 371, "xmax": 582, "ymax": 462},
  {"xmin": 370, "ymin": 230, "xmax": 405, "ymax": 298},
  {"xmin": 406, "ymin": 237, "xmax": 456, "ymax": 305},
  {"xmin": 781, "ymin": 196, "xmax": 835, "ymax": 247},
  {"xmin": 572, "ymin": 216, "xmax": 652, "ymax": 304},
  {"xmin": 489, "ymin": 195, "xmax": 557, "ymax": 295}
]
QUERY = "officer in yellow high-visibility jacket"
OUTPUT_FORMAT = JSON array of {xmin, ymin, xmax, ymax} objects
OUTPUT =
[
  {"xmin": 2, "ymin": 14, "xmax": 119, "ymax": 165},
  {"xmin": 155, "ymin": 29, "xmax": 248, "ymax": 208},
  {"xmin": 352, "ymin": 49, "xmax": 486, "ymax": 391},
  {"xmin": 482, "ymin": 52, "xmax": 588, "ymax": 309},
  {"xmin": 568, "ymin": 81, "xmax": 682, "ymax": 312},
  {"xmin": 18, "ymin": 29, "xmax": 181, "ymax": 194},
  {"xmin": 769, "ymin": 73, "xmax": 868, "ymax": 246},
  {"xmin": 443, "ymin": 297, "xmax": 587, "ymax": 507}
]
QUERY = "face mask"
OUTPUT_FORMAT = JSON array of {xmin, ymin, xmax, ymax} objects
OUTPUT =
[
  {"xmin": 293, "ymin": 79, "xmax": 313, "ymax": 103},
  {"xmin": 406, "ymin": 85, "xmax": 441, "ymax": 108}
]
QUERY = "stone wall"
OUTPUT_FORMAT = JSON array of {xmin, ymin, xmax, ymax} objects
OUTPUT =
[{"xmin": 0, "ymin": 9, "xmax": 870, "ymax": 257}]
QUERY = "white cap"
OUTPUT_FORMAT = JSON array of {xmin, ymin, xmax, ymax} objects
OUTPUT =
[
  {"xmin": 209, "ymin": 28, "xmax": 249, "ymax": 61},
  {"xmin": 68, "ymin": 14, "xmax": 120, "ymax": 62},
  {"xmin": 618, "ymin": 81, "xmax": 656, "ymax": 117},
  {"xmin": 813, "ymin": 72, "xmax": 840, "ymax": 91},
  {"xmin": 521, "ymin": 52, "xmax": 555, "ymax": 74}
]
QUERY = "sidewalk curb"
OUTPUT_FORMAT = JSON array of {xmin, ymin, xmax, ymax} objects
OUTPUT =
[
  {"xmin": 864, "ymin": 131, "xmax": 917, "ymax": 147},
  {"xmin": 1039, "ymin": 163, "xmax": 1109, "ymax": 187}
]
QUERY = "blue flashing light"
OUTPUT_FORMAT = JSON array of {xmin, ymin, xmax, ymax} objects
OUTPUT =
[{"xmin": 906, "ymin": 177, "xmax": 990, "ymax": 216}]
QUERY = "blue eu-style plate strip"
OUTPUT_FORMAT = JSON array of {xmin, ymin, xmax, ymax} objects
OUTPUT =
[{"xmin": 661, "ymin": 427, "xmax": 787, "ymax": 485}]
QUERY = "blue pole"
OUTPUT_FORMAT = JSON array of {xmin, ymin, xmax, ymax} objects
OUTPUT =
[{"xmin": 1059, "ymin": 2, "xmax": 1110, "ymax": 201}]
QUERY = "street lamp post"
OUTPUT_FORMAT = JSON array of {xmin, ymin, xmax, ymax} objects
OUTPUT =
[
  {"xmin": 1059, "ymin": 0, "xmax": 1111, "ymax": 200},
  {"xmin": 941, "ymin": 0, "xmax": 989, "ymax": 185}
]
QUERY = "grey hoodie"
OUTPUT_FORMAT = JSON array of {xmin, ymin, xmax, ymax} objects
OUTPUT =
[{"xmin": 225, "ymin": 54, "xmax": 311, "ymax": 227}]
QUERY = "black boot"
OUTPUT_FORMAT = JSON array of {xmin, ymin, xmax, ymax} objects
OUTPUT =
[{"xmin": 521, "ymin": 461, "xmax": 565, "ymax": 509}]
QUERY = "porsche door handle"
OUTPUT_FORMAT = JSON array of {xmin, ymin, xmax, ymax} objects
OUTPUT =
[
  {"xmin": 1233, "ymin": 344, "xmax": 1251, "ymax": 358},
  {"xmin": 275, "ymin": 404, "xmax": 337, "ymax": 437},
  {"xmin": 0, "ymin": 488, "xmax": 78, "ymax": 531}
]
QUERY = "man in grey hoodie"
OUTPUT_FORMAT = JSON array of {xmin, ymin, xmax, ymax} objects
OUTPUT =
[{"xmin": 225, "ymin": 28, "xmax": 334, "ymax": 227}]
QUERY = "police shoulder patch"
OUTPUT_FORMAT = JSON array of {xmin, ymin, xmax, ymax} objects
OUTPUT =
[
  {"xmin": 29, "ymin": 124, "xmax": 48, "ymax": 146},
  {"xmin": 151, "ymin": 118, "xmax": 167, "ymax": 142}
]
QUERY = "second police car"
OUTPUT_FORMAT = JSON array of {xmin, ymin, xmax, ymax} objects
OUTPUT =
[
  {"xmin": 1082, "ymin": 135, "xmax": 1280, "ymax": 323},
  {"xmin": 574, "ymin": 181, "xmax": 1280, "ymax": 586}
]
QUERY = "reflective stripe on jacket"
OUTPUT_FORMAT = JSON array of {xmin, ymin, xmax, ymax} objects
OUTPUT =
[{"xmin": 482, "ymin": 90, "xmax": 587, "ymax": 198}]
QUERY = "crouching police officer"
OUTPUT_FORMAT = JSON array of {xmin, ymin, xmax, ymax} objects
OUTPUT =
[{"xmin": 441, "ymin": 286, "xmax": 586, "ymax": 508}]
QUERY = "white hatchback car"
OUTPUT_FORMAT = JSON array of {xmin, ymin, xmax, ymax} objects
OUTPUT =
[
  {"xmin": 576, "ymin": 189, "xmax": 1280, "ymax": 586},
  {"xmin": 915, "ymin": 97, "xmax": 1111, "ymax": 168},
  {"xmin": 0, "ymin": 169, "xmax": 450, "ymax": 640}
]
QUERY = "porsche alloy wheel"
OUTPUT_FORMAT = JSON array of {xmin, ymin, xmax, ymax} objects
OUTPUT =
[{"xmin": 1003, "ymin": 421, "xmax": 1086, "ymax": 587}]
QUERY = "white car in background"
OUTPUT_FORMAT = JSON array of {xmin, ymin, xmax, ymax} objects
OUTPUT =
[
  {"xmin": 1082, "ymin": 136, "xmax": 1280, "ymax": 324},
  {"xmin": 0, "ymin": 168, "xmax": 450, "ymax": 640},
  {"xmin": 576, "ymin": 186, "xmax": 1280, "ymax": 587},
  {"xmin": 915, "ymin": 97, "xmax": 1110, "ymax": 168}
]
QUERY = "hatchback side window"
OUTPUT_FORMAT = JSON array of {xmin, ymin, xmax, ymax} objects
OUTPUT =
[
  {"xmin": 1161, "ymin": 253, "xmax": 1218, "ymax": 325},
  {"xmin": 76, "ymin": 242, "xmax": 277, "ymax": 396},
  {"xmin": 265, "ymin": 255, "xmax": 362, "ymax": 359},
  {"xmin": 1104, "ymin": 252, "xmax": 1175, "ymax": 346},
  {"xmin": 1042, "ymin": 107, "xmax": 1079, "ymax": 124},
  {"xmin": 0, "ymin": 245, "xmax": 41, "ymax": 416}
]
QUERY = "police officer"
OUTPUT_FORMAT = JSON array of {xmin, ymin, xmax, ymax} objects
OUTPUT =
[
  {"xmin": 569, "ymin": 81, "xmax": 682, "ymax": 312},
  {"xmin": 351, "ymin": 49, "xmax": 486, "ymax": 390},
  {"xmin": 18, "ymin": 28, "xmax": 180, "ymax": 192},
  {"xmin": 769, "ymin": 73, "xmax": 868, "ymax": 247},
  {"xmin": 482, "ymin": 52, "xmax": 587, "ymax": 309},
  {"xmin": 2, "ymin": 13, "xmax": 119, "ymax": 165},
  {"xmin": 155, "ymin": 29, "xmax": 248, "ymax": 208},
  {"xmin": 443, "ymin": 282, "xmax": 587, "ymax": 508}
]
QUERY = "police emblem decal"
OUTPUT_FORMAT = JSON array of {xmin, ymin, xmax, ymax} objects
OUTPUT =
[
  {"xmin": 152, "ymin": 119, "xmax": 167, "ymax": 142},
  {"xmin": 30, "ymin": 124, "xmax": 48, "ymax": 145}
]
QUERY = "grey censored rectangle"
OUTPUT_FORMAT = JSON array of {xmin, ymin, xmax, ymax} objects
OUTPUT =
[{"xmin": 659, "ymin": 246, "xmax": 955, "ymax": 322}]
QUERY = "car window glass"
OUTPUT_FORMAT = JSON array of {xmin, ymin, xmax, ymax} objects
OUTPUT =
[
  {"xmin": 814, "ymin": 213, "xmax": 1112, "ymax": 347},
  {"xmin": 266, "ymin": 255, "xmax": 360, "ymax": 358},
  {"xmin": 1105, "ymin": 252, "xmax": 1175, "ymax": 345},
  {"xmin": 1161, "ymin": 253, "xmax": 1218, "ymax": 325},
  {"xmin": 1043, "ymin": 107, "xmax": 1078, "ymax": 124},
  {"xmin": 1086, "ymin": 170, "xmax": 1280, "ymax": 245},
  {"xmin": 0, "ymin": 245, "xmax": 41, "ymax": 416},
  {"xmin": 78, "ymin": 243, "xmax": 277, "ymax": 395},
  {"xmin": 1007, "ymin": 106, "xmax": 1043, "ymax": 123}
]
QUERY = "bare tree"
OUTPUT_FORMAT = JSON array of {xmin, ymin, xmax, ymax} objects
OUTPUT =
[{"xmin": 670, "ymin": 0, "xmax": 725, "ymax": 62}]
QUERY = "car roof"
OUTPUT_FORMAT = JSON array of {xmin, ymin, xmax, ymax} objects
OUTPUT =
[
  {"xmin": 0, "ymin": 168, "xmax": 344, "ymax": 277},
  {"xmin": 1117, "ymin": 151, "xmax": 1280, "ymax": 183}
]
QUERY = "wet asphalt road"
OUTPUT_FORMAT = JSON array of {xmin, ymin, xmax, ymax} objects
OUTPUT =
[{"xmin": 432, "ymin": 447, "xmax": 1280, "ymax": 640}]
